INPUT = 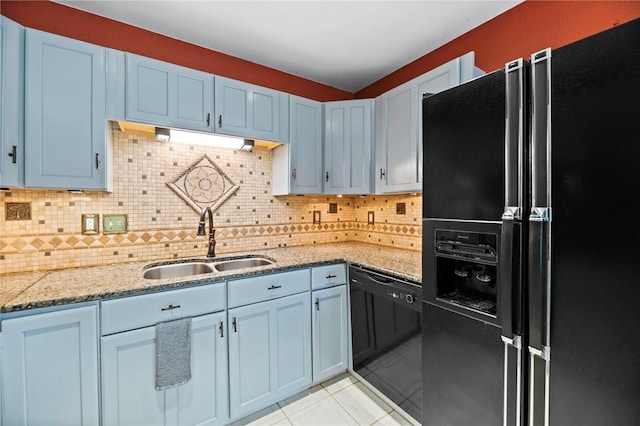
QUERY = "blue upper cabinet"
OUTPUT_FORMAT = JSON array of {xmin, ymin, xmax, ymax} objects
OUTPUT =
[
  {"xmin": 24, "ymin": 29, "xmax": 108, "ymax": 190},
  {"xmin": 375, "ymin": 52, "xmax": 481, "ymax": 194},
  {"xmin": 0, "ymin": 16, "xmax": 24, "ymax": 189},
  {"xmin": 214, "ymin": 76, "xmax": 285, "ymax": 142},
  {"xmin": 324, "ymin": 99, "xmax": 373, "ymax": 194},
  {"xmin": 126, "ymin": 53, "xmax": 214, "ymax": 132},
  {"xmin": 273, "ymin": 96, "xmax": 323, "ymax": 195}
]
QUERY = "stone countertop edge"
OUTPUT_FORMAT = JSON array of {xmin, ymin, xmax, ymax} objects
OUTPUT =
[{"xmin": 0, "ymin": 242, "xmax": 422, "ymax": 314}]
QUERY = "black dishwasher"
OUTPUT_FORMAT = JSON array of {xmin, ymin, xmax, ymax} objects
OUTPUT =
[{"xmin": 349, "ymin": 265, "xmax": 422, "ymax": 422}]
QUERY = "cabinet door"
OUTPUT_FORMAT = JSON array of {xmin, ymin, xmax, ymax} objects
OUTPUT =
[
  {"xmin": 324, "ymin": 100, "xmax": 373, "ymax": 194},
  {"xmin": 176, "ymin": 312, "xmax": 228, "ymax": 426},
  {"xmin": 290, "ymin": 96, "xmax": 323, "ymax": 194},
  {"xmin": 312, "ymin": 285, "xmax": 349, "ymax": 382},
  {"xmin": 2, "ymin": 305, "xmax": 99, "ymax": 426},
  {"xmin": 228, "ymin": 302, "xmax": 273, "ymax": 419},
  {"xmin": 228, "ymin": 292, "xmax": 311, "ymax": 420},
  {"xmin": 102, "ymin": 312, "xmax": 228, "ymax": 426},
  {"xmin": 273, "ymin": 292, "xmax": 312, "ymax": 395},
  {"xmin": 0, "ymin": 16, "xmax": 24, "ymax": 188},
  {"xmin": 214, "ymin": 76, "xmax": 281, "ymax": 141},
  {"xmin": 101, "ymin": 325, "xmax": 166, "ymax": 426},
  {"xmin": 378, "ymin": 82, "xmax": 415, "ymax": 193},
  {"xmin": 377, "ymin": 58, "xmax": 461, "ymax": 193},
  {"xmin": 25, "ymin": 29, "xmax": 107, "ymax": 189},
  {"xmin": 126, "ymin": 54, "xmax": 214, "ymax": 132}
]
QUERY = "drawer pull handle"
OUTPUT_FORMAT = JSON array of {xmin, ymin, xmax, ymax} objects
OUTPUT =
[
  {"xmin": 161, "ymin": 304, "xmax": 181, "ymax": 311},
  {"xmin": 219, "ymin": 321, "xmax": 224, "ymax": 337},
  {"xmin": 326, "ymin": 274, "xmax": 337, "ymax": 279},
  {"xmin": 315, "ymin": 298, "xmax": 320, "ymax": 311},
  {"xmin": 268, "ymin": 285, "xmax": 282, "ymax": 290},
  {"xmin": 232, "ymin": 317, "xmax": 237, "ymax": 333}
]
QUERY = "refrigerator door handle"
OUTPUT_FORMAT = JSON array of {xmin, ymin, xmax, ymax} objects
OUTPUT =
[
  {"xmin": 502, "ymin": 335, "xmax": 523, "ymax": 426},
  {"xmin": 527, "ymin": 206, "xmax": 551, "ymax": 353},
  {"xmin": 499, "ymin": 218, "xmax": 518, "ymax": 338},
  {"xmin": 504, "ymin": 57, "xmax": 525, "ymax": 219},
  {"xmin": 528, "ymin": 207, "xmax": 551, "ymax": 426}
]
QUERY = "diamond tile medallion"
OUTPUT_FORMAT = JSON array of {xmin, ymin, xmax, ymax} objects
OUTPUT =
[{"xmin": 167, "ymin": 154, "xmax": 239, "ymax": 213}]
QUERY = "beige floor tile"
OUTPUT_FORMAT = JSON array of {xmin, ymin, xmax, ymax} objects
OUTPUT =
[
  {"xmin": 228, "ymin": 404, "xmax": 287, "ymax": 426},
  {"xmin": 321, "ymin": 372, "xmax": 359, "ymax": 395},
  {"xmin": 372, "ymin": 411, "xmax": 415, "ymax": 426},
  {"xmin": 277, "ymin": 385, "xmax": 331, "ymax": 417},
  {"xmin": 287, "ymin": 396, "xmax": 358, "ymax": 426},
  {"xmin": 332, "ymin": 382, "xmax": 393, "ymax": 425}
]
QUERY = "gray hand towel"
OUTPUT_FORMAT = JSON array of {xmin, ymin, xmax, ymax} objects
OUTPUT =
[{"xmin": 155, "ymin": 317, "xmax": 192, "ymax": 390}]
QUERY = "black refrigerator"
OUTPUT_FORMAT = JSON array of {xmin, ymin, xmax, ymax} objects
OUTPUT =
[{"xmin": 421, "ymin": 18, "xmax": 640, "ymax": 426}]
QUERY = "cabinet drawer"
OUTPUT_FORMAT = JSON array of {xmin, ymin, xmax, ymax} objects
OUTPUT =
[
  {"xmin": 101, "ymin": 283, "xmax": 226, "ymax": 335},
  {"xmin": 228, "ymin": 269, "xmax": 310, "ymax": 308},
  {"xmin": 311, "ymin": 264, "xmax": 347, "ymax": 290}
]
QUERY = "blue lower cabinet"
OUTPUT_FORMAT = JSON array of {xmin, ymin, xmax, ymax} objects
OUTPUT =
[
  {"xmin": 312, "ymin": 285, "xmax": 349, "ymax": 382},
  {"xmin": 101, "ymin": 312, "xmax": 228, "ymax": 426},
  {"xmin": 1, "ymin": 305, "xmax": 100, "ymax": 425},
  {"xmin": 228, "ymin": 292, "xmax": 312, "ymax": 420}
]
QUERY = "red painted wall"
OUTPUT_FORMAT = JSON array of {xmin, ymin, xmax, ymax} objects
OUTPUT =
[
  {"xmin": 2, "ymin": 1, "xmax": 639, "ymax": 101},
  {"xmin": 0, "ymin": 0, "xmax": 353, "ymax": 101},
  {"xmin": 356, "ymin": 1, "xmax": 640, "ymax": 98}
]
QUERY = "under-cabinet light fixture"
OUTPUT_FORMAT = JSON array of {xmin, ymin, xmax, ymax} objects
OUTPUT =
[
  {"xmin": 155, "ymin": 127, "xmax": 254, "ymax": 151},
  {"xmin": 155, "ymin": 127, "xmax": 170, "ymax": 142}
]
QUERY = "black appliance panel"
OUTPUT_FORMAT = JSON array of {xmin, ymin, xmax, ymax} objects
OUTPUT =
[
  {"xmin": 545, "ymin": 19, "xmax": 640, "ymax": 425},
  {"xmin": 349, "ymin": 265, "xmax": 422, "ymax": 422},
  {"xmin": 422, "ymin": 70, "xmax": 506, "ymax": 221},
  {"xmin": 422, "ymin": 302, "xmax": 503, "ymax": 426}
]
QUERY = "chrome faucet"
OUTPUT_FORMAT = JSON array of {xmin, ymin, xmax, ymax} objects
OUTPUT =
[{"xmin": 197, "ymin": 206, "xmax": 216, "ymax": 257}]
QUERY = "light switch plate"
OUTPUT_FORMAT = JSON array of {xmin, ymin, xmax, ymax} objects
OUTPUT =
[
  {"xmin": 82, "ymin": 214, "xmax": 99, "ymax": 234},
  {"xmin": 103, "ymin": 214, "xmax": 127, "ymax": 234}
]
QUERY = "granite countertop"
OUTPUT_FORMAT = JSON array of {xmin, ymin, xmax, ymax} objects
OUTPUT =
[{"xmin": 1, "ymin": 242, "xmax": 421, "ymax": 313}]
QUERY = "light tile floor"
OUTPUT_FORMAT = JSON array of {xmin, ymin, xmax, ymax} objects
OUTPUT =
[{"xmin": 229, "ymin": 373, "xmax": 417, "ymax": 426}]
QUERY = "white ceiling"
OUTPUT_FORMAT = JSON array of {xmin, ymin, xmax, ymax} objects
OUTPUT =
[{"xmin": 53, "ymin": 0, "xmax": 523, "ymax": 93}]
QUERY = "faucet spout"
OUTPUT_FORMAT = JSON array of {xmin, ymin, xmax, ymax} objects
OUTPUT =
[{"xmin": 197, "ymin": 207, "xmax": 216, "ymax": 258}]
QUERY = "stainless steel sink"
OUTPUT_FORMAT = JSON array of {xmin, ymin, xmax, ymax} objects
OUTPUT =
[
  {"xmin": 143, "ymin": 262, "xmax": 214, "ymax": 280},
  {"xmin": 213, "ymin": 257, "xmax": 274, "ymax": 272},
  {"xmin": 143, "ymin": 256, "xmax": 275, "ymax": 279}
]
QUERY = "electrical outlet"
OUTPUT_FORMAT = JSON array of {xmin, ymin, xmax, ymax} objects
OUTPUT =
[{"xmin": 82, "ymin": 214, "xmax": 99, "ymax": 234}]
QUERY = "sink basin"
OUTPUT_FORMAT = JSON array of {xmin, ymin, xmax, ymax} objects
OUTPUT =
[
  {"xmin": 143, "ymin": 262, "xmax": 214, "ymax": 280},
  {"xmin": 213, "ymin": 257, "xmax": 274, "ymax": 272},
  {"xmin": 143, "ymin": 256, "xmax": 275, "ymax": 279}
]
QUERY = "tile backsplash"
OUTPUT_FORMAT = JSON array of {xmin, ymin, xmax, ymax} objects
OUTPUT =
[{"xmin": 0, "ymin": 125, "xmax": 421, "ymax": 274}]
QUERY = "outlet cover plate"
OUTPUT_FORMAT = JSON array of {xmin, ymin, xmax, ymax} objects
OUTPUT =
[{"xmin": 103, "ymin": 214, "xmax": 127, "ymax": 234}]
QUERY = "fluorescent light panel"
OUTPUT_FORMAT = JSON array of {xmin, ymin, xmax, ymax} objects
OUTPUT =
[
  {"xmin": 169, "ymin": 129, "xmax": 246, "ymax": 149},
  {"xmin": 154, "ymin": 127, "xmax": 254, "ymax": 150}
]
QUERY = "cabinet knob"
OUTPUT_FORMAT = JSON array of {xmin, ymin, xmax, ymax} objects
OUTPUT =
[{"xmin": 292, "ymin": 169, "xmax": 297, "ymax": 179}]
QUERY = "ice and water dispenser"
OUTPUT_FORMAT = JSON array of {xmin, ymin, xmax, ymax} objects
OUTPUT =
[{"xmin": 434, "ymin": 229, "xmax": 498, "ymax": 316}]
